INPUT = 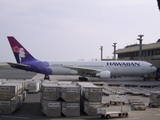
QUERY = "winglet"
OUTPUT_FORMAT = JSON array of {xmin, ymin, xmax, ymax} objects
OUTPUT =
[{"xmin": 7, "ymin": 36, "xmax": 36, "ymax": 63}]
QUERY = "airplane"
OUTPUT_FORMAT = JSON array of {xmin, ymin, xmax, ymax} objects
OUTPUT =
[{"xmin": 6, "ymin": 36, "xmax": 157, "ymax": 81}]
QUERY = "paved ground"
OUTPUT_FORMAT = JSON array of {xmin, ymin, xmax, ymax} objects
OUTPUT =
[
  {"xmin": 0, "ymin": 70, "xmax": 160, "ymax": 120},
  {"xmin": 0, "ymin": 66, "xmax": 37, "ymax": 79}
]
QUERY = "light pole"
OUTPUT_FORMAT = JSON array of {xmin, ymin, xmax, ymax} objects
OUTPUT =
[
  {"xmin": 113, "ymin": 43, "xmax": 117, "ymax": 60},
  {"xmin": 100, "ymin": 46, "xmax": 103, "ymax": 60},
  {"xmin": 137, "ymin": 34, "xmax": 144, "ymax": 60}
]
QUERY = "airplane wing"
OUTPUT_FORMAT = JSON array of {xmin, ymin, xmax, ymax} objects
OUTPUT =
[{"xmin": 63, "ymin": 65, "xmax": 102, "ymax": 75}]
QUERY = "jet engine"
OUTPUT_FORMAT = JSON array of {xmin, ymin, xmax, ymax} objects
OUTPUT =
[{"xmin": 96, "ymin": 71, "xmax": 111, "ymax": 79}]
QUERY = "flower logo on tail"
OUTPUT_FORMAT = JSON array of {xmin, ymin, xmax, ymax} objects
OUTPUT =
[
  {"xmin": 12, "ymin": 46, "xmax": 26, "ymax": 63},
  {"xmin": 13, "ymin": 46, "xmax": 20, "ymax": 53}
]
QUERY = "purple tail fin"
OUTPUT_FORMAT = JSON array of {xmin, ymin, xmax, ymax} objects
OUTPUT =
[{"xmin": 7, "ymin": 36, "xmax": 36, "ymax": 63}]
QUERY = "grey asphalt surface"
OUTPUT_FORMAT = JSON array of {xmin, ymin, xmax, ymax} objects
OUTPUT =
[{"xmin": 0, "ymin": 66, "xmax": 37, "ymax": 79}]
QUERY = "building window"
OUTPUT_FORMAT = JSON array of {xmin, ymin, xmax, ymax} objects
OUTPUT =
[
  {"xmin": 143, "ymin": 51, "xmax": 145, "ymax": 56},
  {"xmin": 157, "ymin": 49, "xmax": 160, "ymax": 55},
  {"xmin": 150, "ymin": 50, "xmax": 153, "ymax": 56},
  {"xmin": 131, "ymin": 52, "xmax": 134, "ymax": 57},
  {"xmin": 145, "ymin": 51, "xmax": 148, "ymax": 56},
  {"xmin": 153, "ymin": 50, "xmax": 156, "ymax": 55},
  {"xmin": 148, "ymin": 50, "xmax": 150, "ymax": 56}
]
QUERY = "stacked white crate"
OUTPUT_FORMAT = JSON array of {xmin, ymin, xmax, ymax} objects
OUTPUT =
[
  {"xmin": 59, "ymin": 83, "xmax": 80, "ymax": 117},
  {"xmin": 41, "ymin": 82, "xmax": 61, "ymax": 117},
  {"xmin": 58, "ymin": 81, "xmax": 73, "ymax": 85},
  {"xmin": 41, "ymin": 101, "xmax": 61, "ymax": 117},
  {"xmin": 25, "ymin": 79, "xmax": 33, "ymax": 90},
  {"xmin": 0, "ymin": 79, "xmax": 6, "ymax": 85},
  {"xmin": 41, "ymin": 83, "xmax": 61, "ymax": 101},
  {"xmin": 32, "ymin": 79, "xmax": 42, "ymax": 91},
  {"xmin": 28, "ymin": 81, "xmax": 40, "ymax": 93},
  {"xmin": 0, "ymin": 80, "xmax": 26, "ymax": 114},
  {"xmin": 60, "ymin": 84, "xmax": 80, "ymax": 102},
  {"xmin": 61, "ymin": 102, "xmax": 80, "ymax": 117},
  {"xmin": 77, "ymin": 82, "xmax": 102, "ymax": 115},
  {"xmin": 5, "ymin": 80, "xmax": 26, "ymax": 92}
]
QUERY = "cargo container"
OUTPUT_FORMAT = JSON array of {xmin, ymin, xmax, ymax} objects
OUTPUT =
[
  {"xmin": 109, "ymin": 94, "xmax": 126, "ymax": 105},
  {"xmin": 33, "ymin": 79, "xmax": 42, "ymax": 91},
  {"xmin": 149, "ymin": 92, "xmax": 160, "ymax": 107},
  {"xmin": 41, "ymin": 83, "xmax": 61, "ymax": 101},
  {"xmin": 58, "ymin": 81, "xmax": 73, "ymax": 85},
  {"xmin": 17, "ymin": 94, "xmax": 23, "ymax": 107},
  {"xmin": 25, "ymin": 79, "xmax": 33, "ymax": 90},
  {"xmin": 101, "ymin": 96, "xmax": 110, "ymax": 107},
  {"xmin": 76, "ymin": 82, "xmax": 93, "ymax": 88},
  {"xmin": 60, "ymin": 85, "xmax": 80, "ymax": 102},
  {"xmin": 28, "ymin": 81, "xmax": 40, "ymax": 93},
  {"xmin": 17, "ymin": 79, "xmax": 27, "ymax": 90},
  {"xmin": 128, "ymin": 99, "xmax": 141, "ymax": 104},
  {"xmin": 4, "ymin": 80, "xmax": 25, "ymax": 92},
  {"xmin": 0, "ymin": 84, "xmax": 19, "ymax": 100},
  {"xmin": 4, "ymin": 82, "xmax": 23, "ymax": 95},
  {"xmin": 62, "ymin": 102, "xmax": 80, "ymax": 116},
  {"xmin": 41, "ymin": 80, "xmax": 58, "ymax": 84},
  {"xmin": 41, "ymin": 100, "xmax": 61, "ymax": 117},
  {"xmin": 0, "ymin": 96, "xmax": 20, "ymax": 114},
  {"xmin": 22, "ymin": 91, "xmax": 26, "ymax": 101},
  {"xmin": 81, "ymin": 98, "xmax": 101, "ymax": 115},
  {"xmin": 81, "ymin": 84, "xmax": 102, "ymax": 102},
  {"xmin": 0, "ymin": 79, "xmax": 6, "ymax": 82},
  {"xmin": 102, "ymin": 89, "xmax": 112, "ymax": 96}
]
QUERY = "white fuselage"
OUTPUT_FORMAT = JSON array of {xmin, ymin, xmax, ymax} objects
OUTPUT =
[{"xmin": 46, "ymin": 61, "xmax": 156, "ymax": 77}]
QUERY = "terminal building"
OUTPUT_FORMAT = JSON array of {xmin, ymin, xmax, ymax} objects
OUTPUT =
[{"xmin": 115, "ymin": 39, "xmax": 160, "ymax": 79}]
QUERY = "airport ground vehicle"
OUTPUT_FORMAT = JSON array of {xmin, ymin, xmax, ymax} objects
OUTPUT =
[
  {"xmin": 131, "ymin": 102, "xmax": 146, "ymax": 110},
  {"xmin": 128, "ymin": 99, "xmax": 146, "ymax": 110},
  {"xmin": 101, "ymin": 96, "xmax": 110, "ymax": 107},
  {"xmin": 97, "ymin": 105, "xmax": 130, "ymax": 119},
  {"xmin": 149, "ymin": 92, "xmax": 160, "ymax": 107},
  {"xmin": 109, "ymin": 94, "xmax": 126, "ymax": 105}
]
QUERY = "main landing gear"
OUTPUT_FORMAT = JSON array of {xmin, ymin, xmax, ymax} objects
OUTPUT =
[
  {"xmin": 44, "ymin": 74, "xmax": 50, "ymax": 80},
  {"xmin": 79, "ymin": 77, "xmax": 88, "ymax": 81}
]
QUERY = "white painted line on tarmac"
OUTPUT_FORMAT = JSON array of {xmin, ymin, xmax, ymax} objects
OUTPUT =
[
  {"xmin": 155, "ymin": 114, "xmax": 160, "ymax": 116},
  {"xmin": 2, "ymin": 115, "xmax": 29, "ymax": 119}
]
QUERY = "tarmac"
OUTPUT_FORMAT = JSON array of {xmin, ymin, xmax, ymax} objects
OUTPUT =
[
  {"xmin": 0, "ymin": 68, "xmax": 160, "ymax": 120},
  {"xmin": 0, "ymin": 67, "xmax": 36, "ymax": 79}
]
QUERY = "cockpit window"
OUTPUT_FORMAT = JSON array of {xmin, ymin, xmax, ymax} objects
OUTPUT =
[{"xmin": 150, "ymin": 65, "xmax": 153, "ymax": 67}]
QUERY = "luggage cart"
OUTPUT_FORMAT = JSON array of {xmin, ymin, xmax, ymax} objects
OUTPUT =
[{"xmin": 97, "ymin": 105, "xmax": 130, "ymax": 119}]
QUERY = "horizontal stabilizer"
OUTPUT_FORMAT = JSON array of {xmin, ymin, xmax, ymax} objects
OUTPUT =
[{"xmin": 7, "ymin": 62, "xmax": 31, "ymax": 70}]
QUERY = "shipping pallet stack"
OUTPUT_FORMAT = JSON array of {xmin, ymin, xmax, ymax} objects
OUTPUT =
[
  {"xmin": 40, "ymin": 81, "xmax": 80, "ymax": 117},
  {"xmin": 41, "ymin": 81, "xmax": 61, "ymax": 117},
  {"xmin": 0, "ymin": 80, "xmax": 26, "ymax": 114},
  {"xmin": 77, "ymin": 82, "xmax": 102, "ymax": 116},
  {"xmin": 27, "ymin": 80, "xmax": 41, "ymax": 93},
  {"xmin": 59, "ymin": 81, "xmax": 80, "ymax": 117}
]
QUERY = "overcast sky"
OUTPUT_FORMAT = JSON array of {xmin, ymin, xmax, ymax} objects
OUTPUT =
[{"xmin": 0, "ymin": 0, "xmax": 160, "ymax": 62}]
